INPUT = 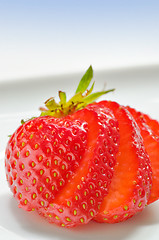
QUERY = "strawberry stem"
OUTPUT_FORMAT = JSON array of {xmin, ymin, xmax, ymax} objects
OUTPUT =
[{"xmin": 40, "ymin": 66, "xmax": 115, "ymax": 118}]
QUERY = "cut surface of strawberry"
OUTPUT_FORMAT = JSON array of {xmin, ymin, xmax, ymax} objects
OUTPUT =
[
  {"xmin": 94, "ymin": 101, "xmax": 152, "ymax": 223},
  {"xmin": 127, "ymin": 106, "xmax": 159, "ymax": 204},
  {"xmin": 38, "ymin": 104, "xmax": 120, "ymax": 227},
  {"xmin": 143, "ymin": 112, "xmax": 159, "ymax": 137}
]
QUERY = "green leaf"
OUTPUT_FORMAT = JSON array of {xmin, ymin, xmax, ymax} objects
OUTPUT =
[
  {"xmin": 59, "ymin": 91, "xmax": 66, "ymax": 105},
  {"xmin": 83, "ymin": 88, "xmax": 115, "ymax": 104},
  {"xmin": 66, "ymin": 92, "xmax": 83, "ymax": 106},
  {"xmin": 21, "ymin": 119, "xmax": 25, "ymax": 125},
  {"xmin": 45, "ymin": 98, "xmax": 60, "ymax": 111},
  {"xmin": 75, "ymin": 65, "xmax": 93, "ymax": 94},
  {"xmin": 40, "ymin": 110, "xmax": 55, "ymax": 117},
  {"xmin": 86, "ymin": 81, "xmax": 95, "ymax": 96}
]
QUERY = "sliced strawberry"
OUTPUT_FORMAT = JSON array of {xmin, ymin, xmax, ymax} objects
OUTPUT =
[
  {"xmin": 127, "ymin": 106, "xmax": 159, "ymax": 204},
  {"xmin": 38, "ymin": 104, "xmax": 119, "ymax": 227},
  {"xmin": 5, "ymin": 104, "xmax": 119, "ymax": 227},
  {"xmin": 5, "ymin": 66, "xmax": 119, "ymax": 228},
  {"xmin": 94, "ymin": 101, "xmax": 152, "ymax": 223},
  {"xmin": 5, "ymin": 116, "xmax": 89, "ymax": 212},
  {"xmin": 142, "ymin": 112, "xmax": 159, "ymax": 137}
]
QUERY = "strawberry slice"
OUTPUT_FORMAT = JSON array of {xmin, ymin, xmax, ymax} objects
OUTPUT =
[
  {"xmin": 38, "ymin": 104, "xmax": 119, "ymax": 227},
  {"xmin": 94, "ymin": 101, "xmax": 152, "ymax": 223},
  {"xmin": 127, "ymin": 106, "xmax": 159, "ymax": 204},
  {"xmin": 143, "ymin": 113, "xmax": 159, "ymax": 137}
]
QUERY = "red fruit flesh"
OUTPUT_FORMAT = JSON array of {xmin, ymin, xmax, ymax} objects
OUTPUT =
[
  {"xmin": 94, "ymin": 101, "xmax": 152, "ymax": 223},
  {"xmin": 127, "ymin": 107, "xmax": 159, "ymax": 204},
  {"xmin": 143, "ymin": 113, "xmax": 159, "ymax": 137},
  {"xmin": 38, "ymin": 105, "xmax": 119, "ymax": 227}
]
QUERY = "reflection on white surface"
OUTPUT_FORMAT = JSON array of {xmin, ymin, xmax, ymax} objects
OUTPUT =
[
  {"xmin": 0, "ymin": 150, "xmax": 5, "ymax": 160},
  {"xmin": 0, "ymin": 192, "xmax": 159, "ymax": 240},
  {"xmin": 0, "ymin": 226, "xmax": 25, "ymax": 240}
]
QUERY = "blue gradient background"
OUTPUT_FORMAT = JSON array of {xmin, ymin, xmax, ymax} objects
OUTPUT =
[{"xmin": 0, "ymin": 0, "xmax": 159, "ymax": 79}]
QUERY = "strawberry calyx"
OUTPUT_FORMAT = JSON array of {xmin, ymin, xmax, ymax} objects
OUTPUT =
[{"xmin": 40, "ymin": 65, "xmax": 115, "ymax": 118}]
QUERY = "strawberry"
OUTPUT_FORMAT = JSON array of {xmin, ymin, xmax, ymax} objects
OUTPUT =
[
  {"xmin": 142, "ymin": 112, "xmax": 159, "ymax": 137},
  {"xmin": 5, "ymin": 66, "xmax": 119, "ymax": 228},
  {"xmin": 127, "ymin": 106, "xmax": 159, "ymax": 204},
  {"xmin": 94, "ymin": 101, "xmax": 152, "ymax": 223}
]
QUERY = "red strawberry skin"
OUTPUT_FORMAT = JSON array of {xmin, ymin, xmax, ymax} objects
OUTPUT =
[
  {"xmin": 127, "ymin": 106, "xmax": 159, "ymax": 204},
  {"xmin": 94, "ymin": 101, "xmax": 152, "ymax": 223},
  {"xmin": 5, "ymin": 116, "xmax": 89, "ymax": 211},
  {"xmin": 5, "ymin": 104, "xmax": 120, "ymax": 227}
]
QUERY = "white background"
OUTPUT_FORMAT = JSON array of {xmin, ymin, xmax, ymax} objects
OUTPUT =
[{"xmin": 0, "ymin": 0, "xmax": 159, "ymax": 81}]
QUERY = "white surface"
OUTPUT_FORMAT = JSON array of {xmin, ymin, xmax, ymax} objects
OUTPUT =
[{"xmin": 1, "ymin": 66, "xmax": 159, "ymax": 240}]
